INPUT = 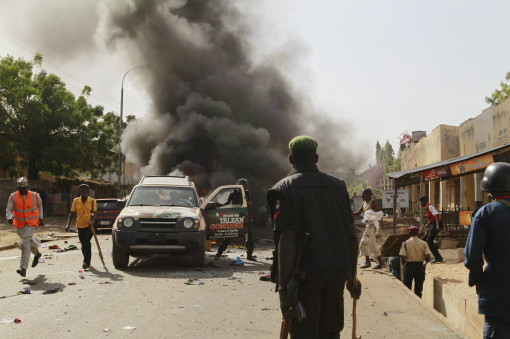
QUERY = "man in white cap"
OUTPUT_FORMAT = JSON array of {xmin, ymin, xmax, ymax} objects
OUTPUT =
[{"xmin": 6, "ymin": 177, "xmax": 44, "ymax": 277}]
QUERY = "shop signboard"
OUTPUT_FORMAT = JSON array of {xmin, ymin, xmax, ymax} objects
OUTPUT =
[
  {"xmin": 382, "ymin": 189, "xmax": 409, "ymax": 209},
  {"xmin": 423, "ymin": 166, "xmax": 450, "ymax": 181},
  {"xmin": 449, "ymin": 154, "xmax": 494, "ymax": 176}
]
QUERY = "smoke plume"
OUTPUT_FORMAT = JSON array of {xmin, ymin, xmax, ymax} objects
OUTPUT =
[
  {"xmin": 2, "ymin": 0, "xmax": 367, "ymax": 199},
  {"xmin": 98, "ymin": 0, "xmax": 365, "ymax": 196}
]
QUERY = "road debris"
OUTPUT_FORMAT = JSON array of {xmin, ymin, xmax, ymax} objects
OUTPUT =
[
  {"xmin": 259, "ymin": 274, "xmax": 271, "ymax": 281},
  {"xmin": 43, "ymin": 288, "xmax": 63, "ymax": 294},
  {"xmin": 184, "ymin": 278, "xmax": 204, "ymax": 285},
  {"xmin": 229, "ymin": 256, "xmax": 244, "ymax": 266},
  {"xmin": 123, "ymin": 326, "xmax": 136, "ymax": 330}
]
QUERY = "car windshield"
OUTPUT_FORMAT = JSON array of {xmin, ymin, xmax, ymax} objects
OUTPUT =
[
  {"xmin": 96, "ymin": 200, "xmax": 120, "ymax": 211},
  {"xmin": 127, "ymin": 186, "xmax": 198, "ymax": 207}
]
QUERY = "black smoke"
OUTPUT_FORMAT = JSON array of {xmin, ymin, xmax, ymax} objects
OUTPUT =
[{"xmin": 99, "ymin": 0, "xmax": 365, "ymax": 198}]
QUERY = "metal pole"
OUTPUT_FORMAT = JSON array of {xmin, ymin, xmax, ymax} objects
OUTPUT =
[
  {"xmin": 118, "ymin": 65, "xmax": 149, "ymax": 198},
  {"xmin": 393, "ymin": 181, "xmax": 397, "ymax": 234},
  {"xmin": 118, "ymin": 85, "xmax": 124, "ymax": 198}
]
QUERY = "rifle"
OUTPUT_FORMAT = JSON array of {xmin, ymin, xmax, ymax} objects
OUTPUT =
[{"xmin": 280, "ymin": 232, "xmax": 310, "ymax": 338}]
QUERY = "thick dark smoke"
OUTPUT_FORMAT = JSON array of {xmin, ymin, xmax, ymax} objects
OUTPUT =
[{"xmin": 96, "ymin": 0, "xmax": 366, "ymax": 199}]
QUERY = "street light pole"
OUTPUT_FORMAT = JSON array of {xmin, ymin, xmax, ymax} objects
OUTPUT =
[{"xmin": 118, "ymin": 65, "xmax": 149, "ymax": 198}]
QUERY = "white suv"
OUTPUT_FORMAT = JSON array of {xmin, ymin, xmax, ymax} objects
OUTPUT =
[{"xmin": 112, "ymin": 176, "xmax": 249, "ymax": 268}]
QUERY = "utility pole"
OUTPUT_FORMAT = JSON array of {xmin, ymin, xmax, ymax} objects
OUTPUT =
[{"xmin": 119, "ymin": 65, "xmax": 149, "ymax": 198}]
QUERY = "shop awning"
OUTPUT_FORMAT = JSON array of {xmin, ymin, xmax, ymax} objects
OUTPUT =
[{"xmin": 387, "ymin": 143, "xmax": 510, "ymax": 187}]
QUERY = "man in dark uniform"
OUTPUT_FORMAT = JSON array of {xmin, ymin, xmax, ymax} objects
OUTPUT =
[
  {"xmin": 465, "ymin": 162, "xmax": 510, "ymax": 338},
  {"xmin": 267, "ymin": 135, "xmax": 360, "ymax": 339},
  {"xmin": 418, "ymin": 195, "xmax": 444, "ymax": 263},
  {"xmin": 215, "ymin": 178, "xmax": 256, "ymax": 260}
]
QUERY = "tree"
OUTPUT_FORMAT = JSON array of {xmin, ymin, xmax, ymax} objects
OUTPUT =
[
  {"xmin": 382, "ymin": 140, "xmax": 395, "ymax": 173},
  {"xmin": 375, "ymin": 140, "xmax": 382, "ymax": 163},
  {"xmin": 0, "ymin": 54, "xmax": 120, "ymax": 179},
  {"xmin": 486, "ymin": 71, "xmax": 510, "ymax": 105}
]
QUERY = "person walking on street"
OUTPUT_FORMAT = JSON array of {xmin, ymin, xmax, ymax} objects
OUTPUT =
[
  {"xmin": 399, "ymin": 226, "xmax": 431, "ymax": 298},
  {"xmin": 66, "ymin": 184, "xmax": 97, "ymax": 269},
  {"xmin": 215, "ymin": 178, "xmax": 256, "ymax": 261},
  {"xmin": 465, "ymin": 162, "xmax": 510, "ymax": 338},
  {"xmin": 354, "ymin": 188, "xmax": 385, "ymax": 269},
  {"xmin": 6, "ymin": 177, "xmax": 44, "ymax": 277},
  {"xmin": 267, "ymin": 135, "xmax": 360, "ymax": 339},
  {"xmin": 418, "ymin": 195, "xmax": 443, "ymax": 263}
]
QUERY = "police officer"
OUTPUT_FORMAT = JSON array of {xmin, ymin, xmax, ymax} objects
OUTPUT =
[
  {"xmin": 418, "ymin": 195, "xmax": 444, "ymax": 263},
  {"xmin": 399, "ymin": 226, "xmax": 431, "ymax": 298},
  {"xmin": 267, "ymin": 136, "xmax": 360, "ymax": 338},
  {"xmin": 215, "ymin": 178, "xmax": 256, "ymax": 260},
  {"xmin": 465, "ymin": 162, "xmax": 510, "ymax": 338}
]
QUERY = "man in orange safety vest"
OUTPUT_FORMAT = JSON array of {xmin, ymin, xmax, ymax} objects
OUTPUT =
[{"xmin": 6, "ymin": 177, "xmax": 44, "ymax": 277}]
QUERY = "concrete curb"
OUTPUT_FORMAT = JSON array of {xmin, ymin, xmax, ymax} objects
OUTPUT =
[{"xmin": 389, "ymin": 269, "xmax": 469, "ymax": 338}]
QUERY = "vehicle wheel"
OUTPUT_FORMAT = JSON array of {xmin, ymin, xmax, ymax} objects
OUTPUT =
[
  {"xmin": 191, "ymin": 247, "xmax": 205, "ymax": 267},
  {"xmin": 112, "ymin": 235, "xmax": 129, "ymax": 268}
]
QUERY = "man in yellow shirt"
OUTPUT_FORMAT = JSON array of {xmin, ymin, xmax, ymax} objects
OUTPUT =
[{"xmin": 65, "ymin": 184, "xmax": 97, "ymax": 269}]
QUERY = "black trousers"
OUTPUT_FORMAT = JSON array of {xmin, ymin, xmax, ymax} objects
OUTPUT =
[
  {"xmin": 217, "ymin": 222, "xmax": 254, "ymax": 256},
  {"xmin": 78, "ymin": 227, "xmax": 93, "ymax": 265},
  {"xmin": 290, "ymin": 280, "xmax": 346, "ymax": 339},
  {"xmin": 484, "ymin": 315, "xmax": 510, "ymax": 338},
  {"xmin": 404, "ymin": 262, "xmax": 426, "ymax": 298},
  {"xmin": 421, "ymin": 222, "xmax": 443, "ymax": 260}
]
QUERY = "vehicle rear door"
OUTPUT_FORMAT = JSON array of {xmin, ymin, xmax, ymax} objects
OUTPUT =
[{"xmin": 200, "ymin": 185, "xmax": 248, "ymax": 240}]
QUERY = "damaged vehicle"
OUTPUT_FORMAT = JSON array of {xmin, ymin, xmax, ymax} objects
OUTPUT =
[{"xmin": 112, "ymin": 176, "xmax": 249, "ymax": 268}]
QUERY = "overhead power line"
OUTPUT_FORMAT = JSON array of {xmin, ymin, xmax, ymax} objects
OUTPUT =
[{"xmin": 0, "ymin": 31, "xmax": 149, "ymax": 118}]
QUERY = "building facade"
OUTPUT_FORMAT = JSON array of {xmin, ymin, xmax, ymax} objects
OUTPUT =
[{"xmin": 391, "ymin": 97, "xmax": 510, "ymax": 217}]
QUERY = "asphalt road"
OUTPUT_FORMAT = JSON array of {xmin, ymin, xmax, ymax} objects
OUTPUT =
[{"xmin": 0, "ymin": 229, "xmax": 466, "ymax": 339}]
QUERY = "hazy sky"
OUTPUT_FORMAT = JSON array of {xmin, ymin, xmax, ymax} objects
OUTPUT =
[{"xmin": 0, "ymin": 0, "xmax": 509, "ymax": 170}]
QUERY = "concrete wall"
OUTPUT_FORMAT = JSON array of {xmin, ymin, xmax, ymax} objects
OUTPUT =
[
  {"xmin": 460, "ymin": 175, "xmax": 475, "ymax": 210},
  {"xmin": 474, "ymin": 107, "xmax": 493, "ymax": 152},
  {"xmin": 401, "ymin": 125, "xmax": 459, "ymax": 170},
  {"xmin": 493, "ymin": 98, "xmax": 510, "ymax": 147},
  {"xmin": 459, "ymin": 118, "xmax": 475, "ymax": 156},
  {"xmin": 103, "ymin": 161, "xmax": 142, "ymax": 186},
  {"xmin": 422, "ymin": 277, "xmax": 484, "ymax": 339}
]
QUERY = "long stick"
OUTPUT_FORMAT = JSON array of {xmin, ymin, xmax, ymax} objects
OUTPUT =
[
  {"xmin": 352, "ymin": 298, "xmax": 357, "ymax": 339},
  {"xmin": 89, "ymin": 222, "xmax": 106, "ymax": 267}
]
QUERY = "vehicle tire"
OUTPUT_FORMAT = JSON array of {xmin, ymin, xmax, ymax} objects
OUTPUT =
[
  {"xmin": 191, "ymin": 247, "xmax": 205, "ymax": 267},
  {"xmin": 112, "ymin": 234, "xmax": 129, "ymax": 268}
]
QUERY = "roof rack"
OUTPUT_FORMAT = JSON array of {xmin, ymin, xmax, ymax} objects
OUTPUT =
[{"xmin": 138, "ymin": 175, "xmax": 193, "ymax": 186}]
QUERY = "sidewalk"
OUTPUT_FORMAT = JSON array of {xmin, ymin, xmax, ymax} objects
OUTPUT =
[{"xmin": 349, "ymin": 267, "xmax": 466, "ymax": 338}]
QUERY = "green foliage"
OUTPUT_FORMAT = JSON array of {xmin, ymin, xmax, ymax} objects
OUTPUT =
[
  {"xmin": 0, "ymin": 54, "xmax": 121, "ymax": 179},
  {"xmin": 486, "ymin": 71, "xmax": 510, "ymax": 105},
  {"xmin": 375, "ymin": 140, "xmax": 382, "ymax": 162}
]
